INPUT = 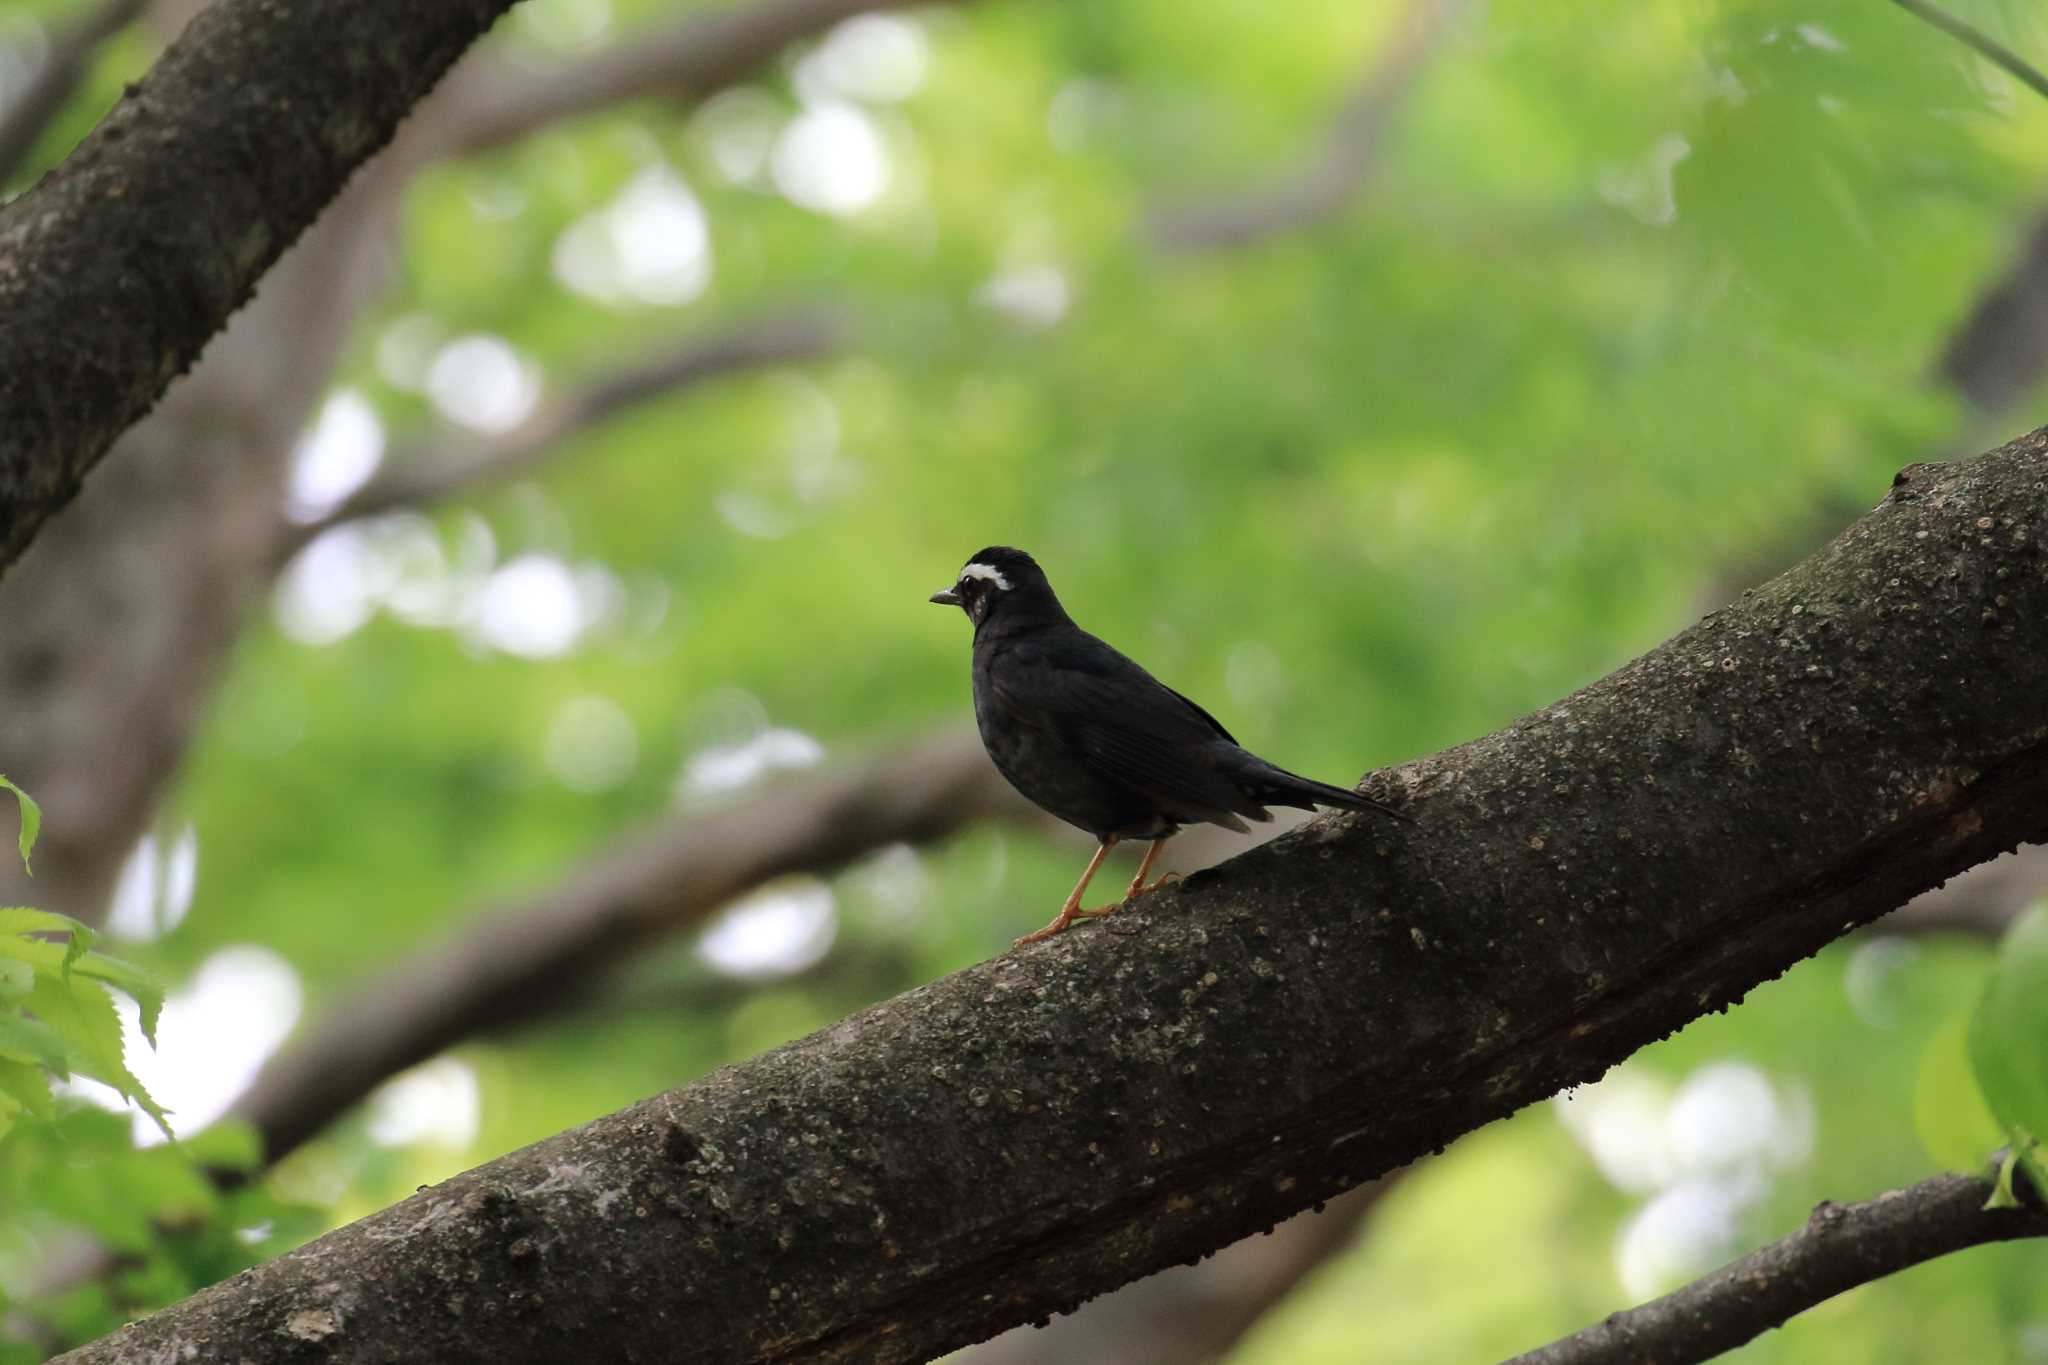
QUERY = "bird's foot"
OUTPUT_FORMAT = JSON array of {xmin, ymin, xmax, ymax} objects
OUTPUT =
[
  {"xmin": 1123, "ymin": 871, "xmax": 1181, "ymax": 901},
  {"xmin": 1013, "ymin": 903, "xmax": 1116, "ymax": 946}
]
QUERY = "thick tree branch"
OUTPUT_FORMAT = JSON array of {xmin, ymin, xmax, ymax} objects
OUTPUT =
[
  {"xmin": 1507, "ymin": 1165, "xmax": 2048, "ymax": 1365},
  {"xmin": 432, "ymin": 0, "xmax": 927, "ymax": 158},
  {"xmin": 0, "ymin": 0, "xmax": 519, "ymax": 580},
  {"xmin": 56, "ymin": 430, "xmax": 2048, "ymax": 1364},
  {"xmin": 228, "ymin": 726, "xmax": 1027, "ymax": 1167},
  {"xmin": 0, "ymin": 0, "xmax": 147, "ymax": 184},
  {"xmin": 282, "ymin": 309, "xmax": 845, "ymax": 554},
  {"xmin": 1149, "ymin": 0, "xmax": 1463, "ymax": 253}
]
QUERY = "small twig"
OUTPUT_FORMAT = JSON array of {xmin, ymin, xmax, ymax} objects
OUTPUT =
[
  {"xmin": 0, "ymin": 0, "xmax": 147, "ymax": 185},
  {"xmin": 1889, "ymin": 0, "xmax": 2048, "ymax": 105},
  {"xmin": 1505, "ymin": 1164, "xmax": 2048, "ymax": 1365}
]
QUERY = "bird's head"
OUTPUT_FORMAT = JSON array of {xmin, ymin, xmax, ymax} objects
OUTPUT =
[{"xmin": 929, "ymin": 546, "xmax": 1062, "ymax": 628}]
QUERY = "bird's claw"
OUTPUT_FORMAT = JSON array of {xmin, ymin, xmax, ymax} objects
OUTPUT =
[
  {"xmin": 1012, "ymin": 904, "xmax": 1116, "ymax": 946},
  {"xmin": 1124, "ymin": 871, "xmax": 1180, "ymax": 901}
]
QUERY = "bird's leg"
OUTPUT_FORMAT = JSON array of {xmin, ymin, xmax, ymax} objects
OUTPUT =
[
  {"xmin": 1122, "ymin": 836, "xmax": 1178, "ymax": 899},
  {"xmin": 1014, "ymin": 838, "xmax": 1117, "ymax": 946}
]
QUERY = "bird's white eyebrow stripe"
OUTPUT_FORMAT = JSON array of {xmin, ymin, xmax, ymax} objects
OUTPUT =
[{"xmin": 959, "ymin": 562, "xmax": 1011, "ymax": 589}]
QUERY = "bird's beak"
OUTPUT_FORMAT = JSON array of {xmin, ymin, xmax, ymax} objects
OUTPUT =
[{"xmin": 929, "ymin": 587, "xmax": 961, "ymax": 607}]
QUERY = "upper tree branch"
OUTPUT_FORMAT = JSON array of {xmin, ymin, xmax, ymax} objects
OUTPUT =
[
  {"xmin": 0, "ymin": 0, "xmax": 520, "ymax": 580},
  {"xmin": 1149, "ymin": 0, "xmax": 1463, "ymax": 253},
  {"xmin": 430, "ymin": 0, "xmax": 927, "ymax": 158},
  {"xmin": 281, "ymin": 308, "xmax": 847, "ymax": 556},
  {"xmin": 55, "ymin": 430, "xmax": 2048, "ymax": 1364},
  {"xmin": 229, "ymin": 726, "xmax": 1028, "ymax": 1167},
  {"xmin": 1508, "ymin": 1163, "xmax": 2048, "ymax": 1365},
  {"xmin": 1887, "ymin": 0, "xmax": 2048, "ymax": 105},
  {"xmin": 0, "ymin": 0, "xmax": 147, "ymax": 184}
]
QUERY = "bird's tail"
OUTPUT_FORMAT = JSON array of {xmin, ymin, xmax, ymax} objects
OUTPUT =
[{"xmin": 1244, "ymin": 761, "xmax": 1415, "ymax": 824}]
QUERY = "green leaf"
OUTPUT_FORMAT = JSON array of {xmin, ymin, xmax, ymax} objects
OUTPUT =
[
  {"xmin": 0, "ymin": 906, "xmax": 95, "ymax": 973},
  {"xmin": 1967, "ymin": 904, "xmax": 2048, "ymax": 1200},
  {"xmin": 0, "ymin": 776, "xmax": 38, "ymax": 874},
  {"xmin": 26, "ymin": 972, "xmax": 171, "ymax": 1141},
  {"xmin": 0, "ymin": 927, "xmax": 163, "ymax": 1043},
  {"xmin": 0, "ymin": 957, "xmax": 31, "ymax": 1005},
  {"xmin": 72, "ymin": 950, "xmax": 164, "ymax": 1048},
  {"xmin": 0, "ymin": 1056, "xmax": 54, "ymax": 1122},
  {"xmin": 1987, "ymin": 1148, "xmax": 2025, "ymax": 1210},
  {"xmin": 0, "ymin": 1011, "xmax": 72, "ymax": 1074},
  {"xmin": 1915, "ymin": 1009, "xmax": 2005, "ymax": 1173}
]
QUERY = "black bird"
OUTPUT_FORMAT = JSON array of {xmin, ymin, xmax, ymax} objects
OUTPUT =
[{"xmin": 931, "ymin": 546, "xmax": 1411, "ymax": 945}]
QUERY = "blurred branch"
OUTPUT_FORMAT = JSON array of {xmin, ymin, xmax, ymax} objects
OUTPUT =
[
  {"xmin": 1506, "ymin": 1164, "xmax": 2048, "ymax": 1365},
  {"xmin": 1888, "ymin": 0, "xmax": 2048, "ymax": 105},
  {"xmin": 58, "ymin": 431, "xmax": 2048, "ymax": 1365},
  {"xmin": 228, "ymin": 726, "xmax": 1032, "ymax": 1167},
  {"xmin": 1148, "ymin": 0, "xmax": 1463, "ymax": 253},
  {"xmin": 0, "ymin": 0, "xmax": 146, "ymax": 184},
  {"xmin": 500, "ymin": 937, "xmax": 920, "ymax": 1033},
  {"xmin": 1882, "ymin": 846, "xmax": 2048, "ymax": 940},
  {"xmin": 281, "ymin": 308, "xmax": 846, "ymax": 554},
  {"xmin": 1940, "ymin": 209, "xmax": 2048, "ymax": 417},
  {"xmin": 432, "ymin": 0, "xmax": 932, "ymax": 157}
]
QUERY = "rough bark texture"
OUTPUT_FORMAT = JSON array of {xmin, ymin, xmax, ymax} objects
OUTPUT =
[
  {"xmin": 54, "ymin": 431, "xmax": 2048, "ymax": 1364},
  {"xmin": 1507, "ymin": 1167, "xmax": 2048, "ymax": 1365},
  {"xmin": 0, "ymin": 0, "xmax": 517, "ymax": 577}
]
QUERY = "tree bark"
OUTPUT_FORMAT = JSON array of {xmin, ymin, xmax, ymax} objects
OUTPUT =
[
  {"xmin": 0, "ymin": 0, "xmax": 519, "ymax": 577},
  {"xmin": 1506, "ymin": 1165, "xmax": 2048, "ymax": 1365},
  {"xmin": 53, "ymin": 430, "xmax": 2048, "ymax": 1364},
  {"xmin": 0, "ymin": 0, "xmax": 925, "ymax": 928}
]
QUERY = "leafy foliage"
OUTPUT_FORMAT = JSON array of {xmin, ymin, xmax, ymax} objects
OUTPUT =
[
  {"xmin": 0, "ymin": 787, "xmax": 169, "ymax": 1141},
  {"xmin": 0, "ymin": 1110, "xmax": 316, "ymax": 1364},
  {"xmin": 0, "ymin": 777, "xmax": 39, "ymax": 875},
  {"xmin": 1968, "ymin": 905, "xmax": 2048, "ymax": 1202}
]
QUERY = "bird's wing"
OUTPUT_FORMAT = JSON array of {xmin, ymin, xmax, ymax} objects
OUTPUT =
[
  {"xmin": 992, "ymin": 636, "xmax": 1264, "ymax": 825},
  {"xmin": 1158, "ymin": 682, "xmax": 1238, "ymax": 746}
]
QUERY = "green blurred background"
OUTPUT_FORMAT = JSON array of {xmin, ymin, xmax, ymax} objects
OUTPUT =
[{"xmin": 1, "ymin": 0, "xmax": 2045, "ymax": 1358}]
